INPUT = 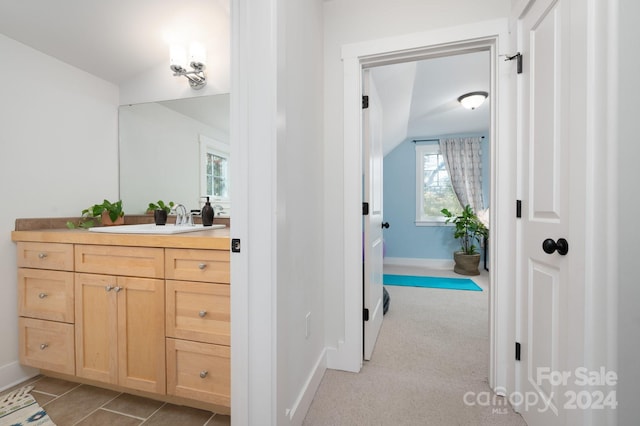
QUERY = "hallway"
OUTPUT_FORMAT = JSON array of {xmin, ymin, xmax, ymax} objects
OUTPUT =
[{"xmin": 304, "ymin": 266, "xmax": 526, "ymax": 425}]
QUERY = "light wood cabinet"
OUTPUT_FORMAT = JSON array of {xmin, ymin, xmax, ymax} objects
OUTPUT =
[
  {"xmin": 19, "ymin": 317, "xmax": 75, "ymax": 375},
  {"xmin": 166, "ymin": 280, "xmax": 230, "ymax": 346},
  {"xmin": 19, "ymin": 268, "xmax": 74, "ymax": 323},
  {"xmin": 17, "ymin": 241, "xmax": 74, "ymax": 271},
  {"xmin": 75, "ymin": 273, "xmax": 165, "ymax": 393},
  {"xmin": 17, "ymin": 242, "xmax": 76, "ymax": 375},
  {"xmin": 13, "ymin": 229, "xmax": 230, "ymax": 414},
  {"xmin": 165, "ymin": 248, "xmax": 230, "ymax": 406},
  {"xmin": 166, "ymin": 338, "xmax": 230, "ymax": 407}
]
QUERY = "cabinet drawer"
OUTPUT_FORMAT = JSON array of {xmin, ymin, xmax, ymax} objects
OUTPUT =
[
  {"xmin": 75, "ymin": 245, "xmax": 164, "ymax": 278},
  {"xmin": 17, "ymin": 242, "xmax": 73, "ymax": 271},
  {"xmin": 165, "ymin": 249, "xmax": 230, "ymax": 283},
  {"xmin": 166, "ymin": 281, "xmax": 230, "ymax": 346},
  {"xmin": 18, "ymin": 268, "xmax": 74, "ymax": 323},
  {"xmin": 166, "ymin": 338, "xmax": 230, "ymax": 407},
  {"xmin": 19, "ymin": 317, "xmax": 75, "ymax": 375}
]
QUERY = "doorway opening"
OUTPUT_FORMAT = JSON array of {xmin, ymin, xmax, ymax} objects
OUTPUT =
[
  {"xmin": 341, "ymin": 26, "xmax": 514, "ymax": 393},
  {"xmin": 363, "ymin": 48, "xmax": 491, "ymax": 355}
]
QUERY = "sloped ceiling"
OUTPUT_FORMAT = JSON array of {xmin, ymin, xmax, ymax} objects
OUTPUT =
[{"xmin": 370, "ymin": 50, "xmax": 490, "ymax": 156}]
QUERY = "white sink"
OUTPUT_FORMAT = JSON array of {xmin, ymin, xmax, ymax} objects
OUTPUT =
[{"xmin": 89, "ymin": 223, "xmax": 225, "ymax": 234}]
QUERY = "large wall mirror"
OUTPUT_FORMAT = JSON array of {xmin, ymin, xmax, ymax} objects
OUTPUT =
[{"xmin": 119, "ymin": 94, "xmax": 230, "ymax": 215}]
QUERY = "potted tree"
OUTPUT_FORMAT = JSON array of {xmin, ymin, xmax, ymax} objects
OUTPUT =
[
  {"xmin": 67, "ymin": 199, "xmax": 125, "ymax": 228},
  {"xmin": 441, "ymin": 204, "xmax": 488, "ymax": 276},
  {"xmin": 147, "ymin": 200, "xmax": 175, "ymax": 226}
]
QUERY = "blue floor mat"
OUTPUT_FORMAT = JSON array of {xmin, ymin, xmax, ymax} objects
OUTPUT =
[{"xmin": 383, "ymin": 274, "xmax": 482, "ymax": 291}]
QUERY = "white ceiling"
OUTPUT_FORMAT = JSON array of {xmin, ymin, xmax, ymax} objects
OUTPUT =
[
  {"xmin": 0, "ymin": 0, "xmax": 230, "ymax": 85},
  {"xmin": 371, "ymin": 50, "xmax": 490, "ymax": 155},
  {"xmin": 0, "ymin": 2, "xmax": 486, "ymax": 152}
]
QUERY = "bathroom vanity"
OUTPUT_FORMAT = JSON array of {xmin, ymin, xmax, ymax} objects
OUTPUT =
[{"xmin": 12, "ymin": 225, "xmax": 231, "ymax": 414}]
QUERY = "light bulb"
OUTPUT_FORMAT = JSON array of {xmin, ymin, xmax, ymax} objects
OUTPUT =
[{"xmin": 169, "ymin": 44, "xmax": 187, "ymax": 72}]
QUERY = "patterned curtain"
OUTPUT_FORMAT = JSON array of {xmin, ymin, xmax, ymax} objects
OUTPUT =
[{"xmin": 439, "ymin": 137, "xmax": 484, "ymax": 213}]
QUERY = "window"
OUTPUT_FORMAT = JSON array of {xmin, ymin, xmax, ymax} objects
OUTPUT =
[
  {"xmin": 206, "ymin": 151, "xmax": 229, "ymax": 198},
  {"xmin": 415, "ymin": 143, "xmax": 461, "ymax": 224},
  {"xmin": 200, "ymin": 135, "xmax": 230, "ymax": 212}
]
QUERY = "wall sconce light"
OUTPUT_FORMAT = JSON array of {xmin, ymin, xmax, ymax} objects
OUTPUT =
[
  {"xmin": 457, "ymin": 91, "xmax": 488, "ymax": 110},
  {"xmin": 170, "ymin": 43, "xmax": 207, "ymax": 90}
]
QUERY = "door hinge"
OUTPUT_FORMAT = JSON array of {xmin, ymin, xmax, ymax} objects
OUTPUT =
[
  {"xmin": 505, "ymin": 52, "xmax": 523, "ymax": 74},
  {"xmin": 516, "ymin": 200, "xmax": 522, "ymax": 218},
  {"xmin": 363, "ymin": 308, "xmax": 369, "ymax": 321},
  {"xmin": 515, "ymin": 342, "xmax": 521, "ymax": 361},
  {"xmin": 362, "ymin": 95, "xmax": 369, "ymax": 109},
  {"xmin": 231, "ymin": 238, "xmax": 241, "ymax": 253},
  {"xmin": 362, "ymin": 202, "xmax": 369, "ymax": 216}
]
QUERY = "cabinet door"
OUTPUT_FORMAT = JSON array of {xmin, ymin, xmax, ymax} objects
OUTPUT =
[
  {"xmin": 117, "ymin": 276, "xmax": 166, "ymax": 394},
  {"xmin": 75, "ymin": 273, "xmax": 118, "ymax": 384}
]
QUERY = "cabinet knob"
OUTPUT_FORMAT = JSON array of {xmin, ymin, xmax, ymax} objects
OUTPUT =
[
  {"xmin": 105, "ymin": 285, "xmax": 114, "ymax": 292},
  {"xmin": 114, "ymin": 286, "xmax": 122, "ymax": 293},
  {"xmin": 198, "ymin": 310, "xmax": 207, "ymax": 318},
  {"xmin": 38, "ymin": 292, "xmax": 48, "ymax": 299},
  {"xmin": 200, "ymin": 370, "xmax": 208, "ymax": 379},
  {"xmin": 38, "ymin": 252, "xmax": 48, "ymax": 259},
  {"xmin": 198, "ymin": 263, "xmax": 207, "ymax": 270},
  {"xmin": 40, "ymin": 343, "xmax": 48, "ymax": 350}
]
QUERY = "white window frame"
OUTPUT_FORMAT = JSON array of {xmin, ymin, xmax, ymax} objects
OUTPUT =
[
  {"xmin": 415, "ymin": 143, "xmax": 460, "ymax": 225},
  {"xmin": 199, "ymin": 135, "xmax": 231, "ymax": 214}
]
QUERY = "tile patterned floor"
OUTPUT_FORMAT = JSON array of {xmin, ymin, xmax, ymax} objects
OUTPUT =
[{"xmin": 1, "ymin": 375, "xmax": 230, "ymax": 426}]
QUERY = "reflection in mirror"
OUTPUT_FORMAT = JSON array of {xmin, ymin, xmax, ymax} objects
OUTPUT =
[{"xmin": 119, "ymin": 94, "xmax": 230, "ymax": 215}]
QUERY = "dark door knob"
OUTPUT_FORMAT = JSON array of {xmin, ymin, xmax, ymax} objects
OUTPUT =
[
  {"xmin": 381, "ymin": 222, "xmax": 390, "ymax": 229},
  {"xmin": 542, "ymin": 238, "xmax": 569, "ymax": 255}
]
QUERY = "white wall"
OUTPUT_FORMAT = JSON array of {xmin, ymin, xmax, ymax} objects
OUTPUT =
[
  {"xmin": 0, "ymin": 33, "xmax": 119, "ymax": 389},
  {"xmin": 275, "ymin": 1, "xmax": 326, "ymax": 424},
  {"xmin": 322, "ymin": 0, "xmax": 510, "ymax": 365},
  {"xmin": 118, "ymin": 3, "xmax": 230, "ymax": 106},
  {"xmin": 231, "ymin": 0, "xmax": 326, "ymax": 423},
  {"xmin": 617, "ymin": 0, "xmax": 640, "ymax": 423}
]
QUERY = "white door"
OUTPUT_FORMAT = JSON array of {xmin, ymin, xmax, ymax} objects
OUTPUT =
[
  {"xmin": 362, "ymin": 69, "xmax": 385, "ymax": 360},
  {"xmin": 517, "ymin": 0, "xmax": 584, "ymax": 424}
]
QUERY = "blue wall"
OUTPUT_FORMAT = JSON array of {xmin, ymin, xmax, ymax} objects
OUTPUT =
[{"xmin": 383, "ymin": 134, "xmax": 489, "ymax": 260}]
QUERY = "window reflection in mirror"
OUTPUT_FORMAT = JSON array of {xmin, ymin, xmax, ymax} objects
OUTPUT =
[{"xmin": 118, "ymin": 94, "xmax": 230, "ymax": 215}]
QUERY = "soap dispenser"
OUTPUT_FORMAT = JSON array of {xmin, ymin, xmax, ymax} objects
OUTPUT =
[{"xmin": 201, "ymin": 196, "xmax": 214, "ymax": 226}]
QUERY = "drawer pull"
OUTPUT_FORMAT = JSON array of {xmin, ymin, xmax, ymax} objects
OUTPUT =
[
  {"xmin": 198, "ymin": 310, "xmax": 207, "ymax": 318},
  {"xmin": 40, "ymin": 343, "xmax": 49, "ymax": 350},
  {"xmin": 114, "ymin": 286, "xmax": 122, "ymax": 293},
  {"xmin": 105, "ymin": 285, "xmax": 114, "ymax": 292},
  {"xmin": 200, "ymin": 370, "xmax": 208, "ymax": 379},
  {"xmin": 198, "ymin": 263, "xmax": 207, "ymax": 270},
  {"xmin": 38, "ymin": 252, "xmax": 48, "ymax": 259},
  {"xmin": 38, "ymin": 292, "xmax": 48, "ymax": 299}
]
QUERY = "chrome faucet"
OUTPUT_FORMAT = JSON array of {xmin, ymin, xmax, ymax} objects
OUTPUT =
[{"xmin": 172, "ymin": 204, "xmax": 194, "ymax": 226}]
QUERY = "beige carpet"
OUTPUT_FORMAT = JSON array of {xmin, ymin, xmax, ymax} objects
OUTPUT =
[{"xmin": 303, "ymin": 267, "xmax": 527, "ymax": 426}]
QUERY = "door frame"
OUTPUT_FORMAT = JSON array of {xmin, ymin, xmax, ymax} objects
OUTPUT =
[{"xmin": 337, "ymin": 19, "xmax": 517, "ymax": 393}]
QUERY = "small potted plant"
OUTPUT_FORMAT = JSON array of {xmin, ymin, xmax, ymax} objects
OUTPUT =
[
  {"xmin": 147, "ymin": 200, "xmax": 175, "ymax": 226},
  {"xmin": 67, "ymin": 199, "xmax": 125, "ymax": 228},
  {"xmin": 441, "ymin": 204, "xmax": 488, "ymax": 276}
]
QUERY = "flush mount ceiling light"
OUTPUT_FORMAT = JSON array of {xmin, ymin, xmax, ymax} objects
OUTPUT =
[
  {"xmin": 457, "ymin": 91, "xmax": 489, "ymax": 110},
  {"xmin": 170, "ymin": 43, "xmax": 207, "ymax": 90}
]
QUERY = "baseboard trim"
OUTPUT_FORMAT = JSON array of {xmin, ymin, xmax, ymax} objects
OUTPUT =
[
  {"xmin": 286, "ymin": 348, "xmax": 327, "ymax": 425},
  {"xmin": 0, "ymin": 361, "xmax": 39, "ymax": 392},
  {"xmin": 384, "ymin": 257, "xmax": 454, "ymax": 270}
]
